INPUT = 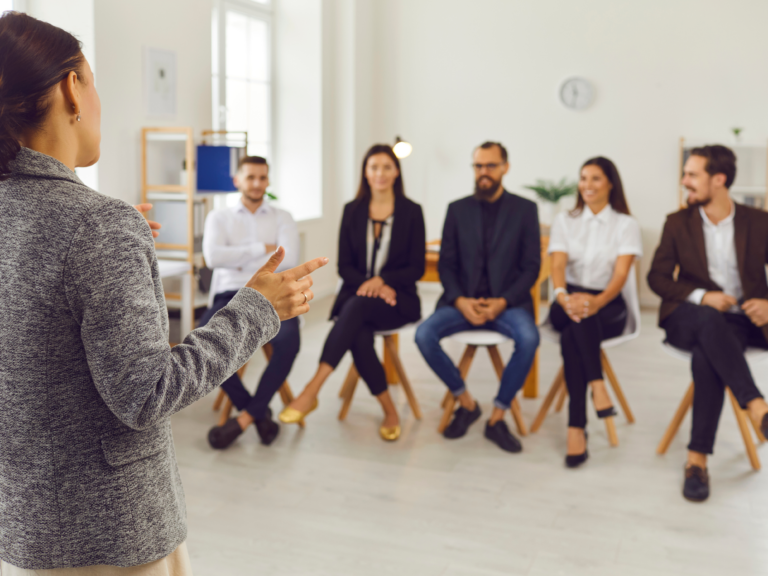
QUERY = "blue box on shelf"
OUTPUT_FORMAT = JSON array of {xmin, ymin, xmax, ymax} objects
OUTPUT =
[{"xmin": 196, "ymin": 145, "xmax": 245, "ymax": 192}]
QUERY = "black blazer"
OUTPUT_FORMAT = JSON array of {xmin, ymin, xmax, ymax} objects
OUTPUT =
[
  {"xmin": 437, "ymin": 191, "xmax": 541, "ymax": 312},
  {"xmin": 330, "ymin": 195, "xmax": 426, "ymax": 322}
]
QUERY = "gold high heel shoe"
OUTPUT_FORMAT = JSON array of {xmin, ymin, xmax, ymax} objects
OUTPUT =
[
  {"xmin": 279, "ymin": 398, "xmax": 318, "ymax": 424},
  {"xmin": 379, "ymin": 424, "xmax": 401, "ymax": 442}
]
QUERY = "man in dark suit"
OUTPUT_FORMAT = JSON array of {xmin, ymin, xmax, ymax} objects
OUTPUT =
[
  {"xmin": 415, "ymin": 142, "xmax": 541, "ymax": 453},
  {"xmin": 648, "ymin": 144, "xmax": 768, "ymax": 502}
]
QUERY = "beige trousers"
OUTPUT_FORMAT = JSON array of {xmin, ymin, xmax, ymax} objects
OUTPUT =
[{"xmin": 0, "ymin": 543, "xmax": 192, "ymax": 576}]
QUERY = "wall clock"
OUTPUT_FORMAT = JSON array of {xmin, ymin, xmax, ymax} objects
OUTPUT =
[{"xmin": 559, "ymin": 77, "xmax": 594, "ymax": 110}]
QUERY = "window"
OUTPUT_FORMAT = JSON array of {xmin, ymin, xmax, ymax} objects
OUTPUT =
[
  {"xmin": 1, "ymin": 0, "xmax": 14, "ymax": 13},
  {"xmin": 212, "ymin": 1, "xmax": 272, "ymax": 159}
]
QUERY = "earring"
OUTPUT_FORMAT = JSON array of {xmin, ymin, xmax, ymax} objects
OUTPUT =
[{"xmin": 77, "ymin": 110, "xmax": 81, "ymax": 122}]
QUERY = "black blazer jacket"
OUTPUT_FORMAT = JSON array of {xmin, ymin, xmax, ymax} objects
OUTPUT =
[
  {"xmin": 437, "ymin": 191, "xmax": 541, "ymax": 312},
  {"xmin": 330, "ymin": 195, "xmax": 426, "ymax": 322},
  {"xmin": 647, "ymin": 202, "xmax": 768, "ymax": 342}
]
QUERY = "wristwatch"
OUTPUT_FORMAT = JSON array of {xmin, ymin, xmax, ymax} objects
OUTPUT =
[{"xmin": 554, "ymin": 287, "xmax": 568, "ymax": 298}]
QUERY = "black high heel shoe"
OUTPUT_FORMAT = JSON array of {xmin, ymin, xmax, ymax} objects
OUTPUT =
[{"xmin": 565, "ymin": 429, "xmax": 588, "ymax": 468}]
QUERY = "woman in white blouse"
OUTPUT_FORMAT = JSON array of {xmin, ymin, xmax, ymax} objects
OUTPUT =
[
  {"xmin": 548, "ymin": 157, "xmax": 642, "ymax": 467},
  {"xmin": 279, "ymin": 144, "xmax": 426, "ymax": 441}
]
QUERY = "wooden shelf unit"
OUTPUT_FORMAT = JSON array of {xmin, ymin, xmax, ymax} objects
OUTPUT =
[
  {"xmin": 678, "ymin": 137, "xmax": 768, "ymax": 210},
  {"xmin": 141, "ymin": 127, "xmax": 197, "ymax": 327}
]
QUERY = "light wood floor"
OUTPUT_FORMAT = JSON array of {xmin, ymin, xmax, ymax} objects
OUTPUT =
[{"xmin": 171, "ymin": 289, "xmax": 768, "ymax": 575}]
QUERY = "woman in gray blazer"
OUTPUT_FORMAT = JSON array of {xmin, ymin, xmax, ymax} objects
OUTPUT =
[{"xmin": 0, "ymin": 12, "xmax": 326, "ymax": 573}]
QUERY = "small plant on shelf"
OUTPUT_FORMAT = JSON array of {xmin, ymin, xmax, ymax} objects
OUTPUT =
[
  {"xmin": 523, "ymin": 178, "xmax": 578, "ymax": 204},
  {"xmin": 732, "ymin": 127, "xmax": 743, "ymax": 142}
]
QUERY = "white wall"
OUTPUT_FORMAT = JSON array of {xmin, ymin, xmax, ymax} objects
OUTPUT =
[
  {"xmin": 94, "ymin": 0, "xmax": 213, "ymax": 206},
  {"xmin": 26, "ymin": 0, "xmax": 98, "ymax": 190},
  {"xmin": 363, "ymin": 0, "xmax": 768, "ymax": 306}
]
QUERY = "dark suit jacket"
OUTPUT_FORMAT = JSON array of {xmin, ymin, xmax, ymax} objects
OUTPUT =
[
  {"xmin": 437, "ymin": 191, "xmax": 541, "ymax": 312},
  {"xmin": 647, "ymin": 202, "xmax": 768, "ymax": 341},
  {"xmin": 331, "ymin": 195, "xmax": 426, "ymax": 322}
]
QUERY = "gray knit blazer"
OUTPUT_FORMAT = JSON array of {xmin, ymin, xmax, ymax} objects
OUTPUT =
[{"xmin": 0, "ymin": 148, "xmax": 280, "ymax": 569}]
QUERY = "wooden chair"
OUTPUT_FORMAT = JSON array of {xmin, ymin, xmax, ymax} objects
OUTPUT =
[
  {"xmin": 656, "ymin": 343, "xmax": 768, "ymax": 471},
  {"xmin": 437, "ymin": 330, "xmax": 527, "ymax": 436},
  {"xmin": 337, "ymin": 324, "xmax": 422, "ymax": 421},
  {"xmin": 530, "ymin": 266, "xmax": 641, "ymax": 446},
  {"xmin": 212, "ymin": 343, "xmax": 304, "ymax": 428}
]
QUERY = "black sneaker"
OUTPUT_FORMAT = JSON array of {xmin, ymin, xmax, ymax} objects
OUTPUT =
[
  {"xmin": 484, "ymin": 420, "xmax": 522, "ymax": 453},
  {"xmin": 208, "ymin": 418, "xmax": 244, "ymax": 450},
  {"xmin": 443, "ymin": 403, "xmax": 482, "ymax": 439},
  {"xmin": 254, "ymin": 408, "xmax": 280, "ymax": 446},
  {"xmin": 683, "ymin": 465, "xmax": 710, "ymax": 502}
]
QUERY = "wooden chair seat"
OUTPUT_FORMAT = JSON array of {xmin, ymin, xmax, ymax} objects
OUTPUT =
[
  {"xmin": 338, "ymin": 329, "xmax": 422, "ymax": 421},
  {"xmin": 213, "ymin": 343, "xmax": 303, "ymax": 428},
  {"xmin": 437, "ymin": 333, "xmax": 527, "ymax": 437},
  {"xmin": 529, "ymin": 350, "xmax": 634, "ymax": 446}
]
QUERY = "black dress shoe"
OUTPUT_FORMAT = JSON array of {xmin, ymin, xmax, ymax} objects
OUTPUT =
[
  {"xmin": 683, "ymin": 465, "xmax": 710, "ymax": 502},
  {"xmin": 565, "ymin": 429, "xmax": 588, "ymax": 468},
  {"xmin": 443, "ymin": 403, "xmax": 482, "ymax": 439},
  {"xmin": 208, "ymin": 418, "xmax": 244, "ymax": 450},
  {"xmin": 761, "ymin": 413, "xmax": 768, "ymax": 439},
  {"xmin": 254, "ymin": 408, "xmax": 280, "ymax": 446},
  {"xmin": 484, "ymin": 420, "xmax": 522, "ymax": 453}
]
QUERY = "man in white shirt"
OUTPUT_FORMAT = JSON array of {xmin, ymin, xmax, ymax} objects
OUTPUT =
[
  {"xmin": 202, "ymin": 156, "xmax": 301, "ymax": 449},
  {"xmin": 648, "ymin": 145, "xmax": 768, "ymax": 502}
]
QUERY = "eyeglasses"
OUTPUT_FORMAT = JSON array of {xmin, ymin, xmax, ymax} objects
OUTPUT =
[{"xmin": 472, "ymin": 163, "xmax": 505, "ymax": 171}]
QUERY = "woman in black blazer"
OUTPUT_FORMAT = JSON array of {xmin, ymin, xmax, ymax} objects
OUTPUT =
[{"xmin": 280, "ymin": 144, "xmax": 425, "ymax": 441}]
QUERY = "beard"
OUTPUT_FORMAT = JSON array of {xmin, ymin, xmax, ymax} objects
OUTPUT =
[
  {"xmin": 474, "ymin": 175, "xmax": 501, "ymax": 200},
  {"xmin": 686, "ymin": 188, "xmax": 711, "ymax": 208}
]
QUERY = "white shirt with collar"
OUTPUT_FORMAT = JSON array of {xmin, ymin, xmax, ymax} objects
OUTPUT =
[
  {"xmin": 687, "ymin": 202, "xmax": 743, "ymax": 312},
  {"xmin": 548, "ymin": 205, "xmax": 643, "ymax": 291},
  {"xmin": 202, "ymin": 200, "xmax": 299, "ymax": 305}
]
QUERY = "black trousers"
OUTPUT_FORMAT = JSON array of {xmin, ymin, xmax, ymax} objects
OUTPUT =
[
  {"xmin": 662, "ymin": 303, "xmax": 767, "ymax": 455},
  {"xmin": 199, "ymin": 291, "xmax": 300, "ymax": 420},
  {"xmin": 549, "ymin": 285, "xmax": 627, "ymax": 429},
  {"xmin": 320, "ymin": 296, "xmax": 410, "ymax": 397}
]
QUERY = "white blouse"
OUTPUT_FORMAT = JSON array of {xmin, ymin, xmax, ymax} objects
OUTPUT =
[
  {"xmin": 366, "ymin": 214, "xmax": 394, "ymax": 278},
  {"xmin": 548, "ymin": 206, "xmax": 642, "ymax": 291}
]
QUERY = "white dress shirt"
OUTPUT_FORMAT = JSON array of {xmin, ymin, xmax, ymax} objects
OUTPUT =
[
  {"xmin": 202, "ymin": 200, "xmax": 299, "ymax": 304},
  {"xmin": 687, "ymin": 202, "xmax": 743, "ymax": 312},
  {"xmin": 548, "ymin": 205, "xmax": 643, "ymax": 290},
  {"xmin": 365, "ymin": 215, "xmax": 394, "ymax": 278}
]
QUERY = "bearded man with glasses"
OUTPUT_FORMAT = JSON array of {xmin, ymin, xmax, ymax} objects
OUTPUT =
[{"xmin": 415, "ymin": 141, "xmax": 541, "ymax": 453}]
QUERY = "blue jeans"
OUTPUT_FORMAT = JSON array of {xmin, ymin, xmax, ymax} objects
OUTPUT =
[{"xmin": 415, "ymin": 305, "xmax": 539, "ymax": 410}]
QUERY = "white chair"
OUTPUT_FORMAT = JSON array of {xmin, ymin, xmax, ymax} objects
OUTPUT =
[
  {"xmin": 530, "ymin": 266, "xmax": 641, "ymax": 446},
  {"xmin": 337, "ymin": 322, "xmax": 423, "ymax": 421},
  {"xmin": 656, "ymin": 342, "xmax": 768, "ymax": 471},
  {"xmin": 437, "ymin": 330, "xmax": 528, "ymax": 436}
]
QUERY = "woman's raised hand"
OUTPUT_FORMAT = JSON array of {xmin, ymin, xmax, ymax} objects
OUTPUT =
[
  {"xmin": 133, "ymin": 203, "xmax": 162, "ymax": 238},
  {"xmin": 246, "ymin": 247, "xmax": 329, "ymax": 321}
]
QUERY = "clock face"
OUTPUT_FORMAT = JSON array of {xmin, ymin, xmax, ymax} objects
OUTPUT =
[{"xmin": 559, "ymin": 77, "xmax": 594, "ymax": 110}]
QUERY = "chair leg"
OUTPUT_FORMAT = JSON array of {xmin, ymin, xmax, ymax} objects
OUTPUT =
[
  {"xmin": 510, "ymin": 398, "xmax": 528, "ymax": 437},
  {"xmin": 438, "ymin": 346, "xmax": 476, "ymax": 433},
  {"xmin": 530, "ymin": 366, "xmax": 565, "ymax": 433},
  {"xmin": 338, "ymin": 364, "xmax": 360, "ymax": 421},
  {"xmin": 438, "ymin": 392, "xmax": 457, "ymax": 434},
  {"xmin": 487, "ymin": 346, "xmax": 527, "ymax": 436},
  {"xmin": 339, "ymin": 363, "xmax": 359, "ymax": 400},
  {"xmin": 601, "ymin": 350, "xmax": 635, "ymax": 424},
  {"xmin": 604, "ymin": 416, "xmax": 619, "ymax": 447},
  {"xmin": 384, "ymin": 336, "xmax": 422, "ymax": 420},
  {"xmin": 656, "ymin": 383, "xmax": 694, "ymax": 455},
  {"xmin": 554, "ymin": 385, "xmax": 568, "ymax": 413},
  {"xmin": 727, "ymin": 387, "xmax": 761, "ymax": 471}
]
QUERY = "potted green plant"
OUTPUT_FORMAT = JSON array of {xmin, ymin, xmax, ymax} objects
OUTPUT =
[{"xmin": 523, "ymin": 178, "xmax": 577, "ymax": 226}]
